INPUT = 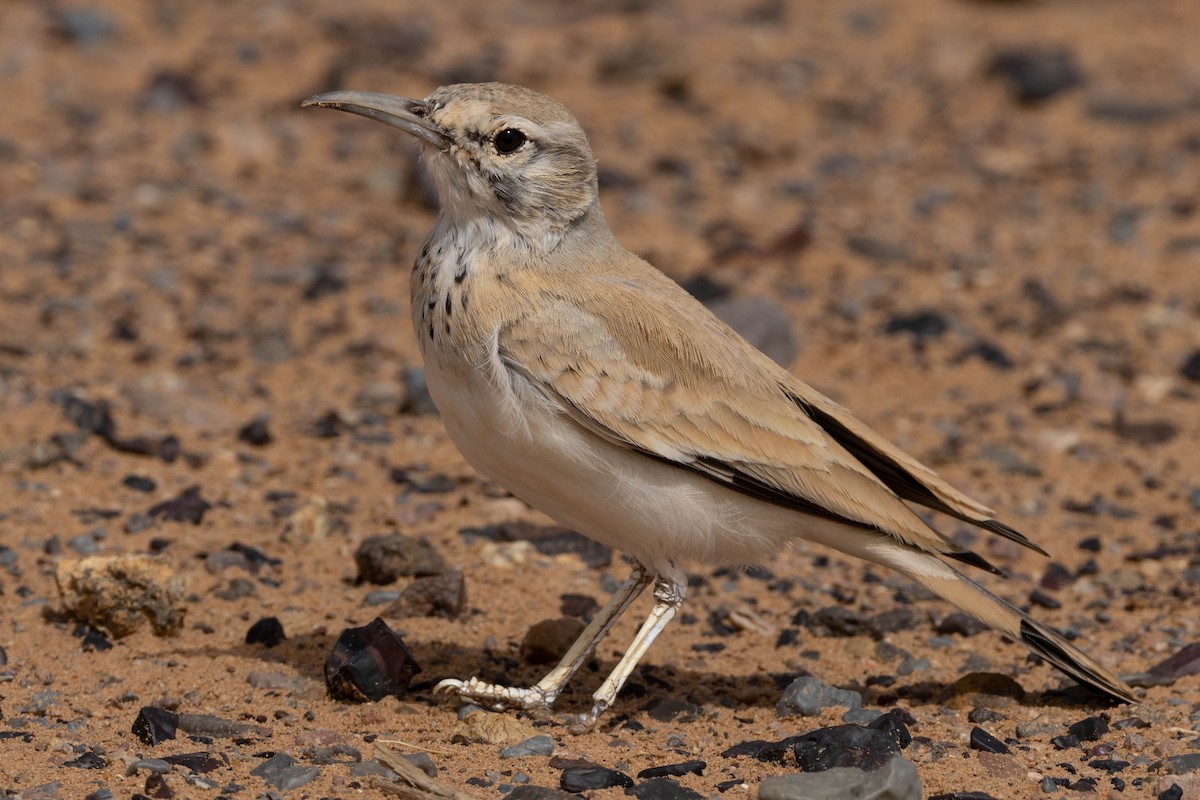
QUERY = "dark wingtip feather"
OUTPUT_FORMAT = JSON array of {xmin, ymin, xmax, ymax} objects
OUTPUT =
[
  {"xmin": 982, "ymin": 519, "xmax": 1050, "ymax": 557},
  {"xmin": 945, "ymin": 548, "xmax": 1006, "ymax": 577},
  {"xmin": 1019, "ymin": 620, "xmax": 1136, "ymax": 703}
]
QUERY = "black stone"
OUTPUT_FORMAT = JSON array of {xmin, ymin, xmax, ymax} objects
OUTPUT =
[
  {"xmin": 123, "ymin": 475, "xmax": 157, "ymax": 493},
  {"xmin": 869, "ymin": 708, "xmax": 915, "ymax": 749},
  {"xmin": 1180, "ymin": 351, "xmax": 1200, "ymax": 382},
  {"xmin": 355, "ymin": 534, "xmax": 447, "ymax": 584},
  {"xmin": 1051, "ymin": 734, "xmax": 1080, "ymax": 750},
  {"xmin": 147, "ymin": 486, "xmax": 211, "ymax": 525},
  {"xmin": 637, "ymin": 761, "xmax": 706, "ymax": 780},
  {"xmin": 1089, "ymin": 759, "xmax": 1130, "ymax": 773},
  {"xmin": 560, "ymin": 766, "xmax": 633, "ymax": 793},
  {"xmin": 65, "ymin": 751, "xmax": 106, "ymax": 769},
  {"xmin": 936, "ymin": 612, "xmax": 987, "ymax": 637},
  {"xmin": 246, "ymin": 617, "xmax": 286, "ymax": 648},
  {"xmin": 164, "ymin": 752, "xmax": 226, "ymax": 773},
  {"xmin": 643, "ymin": 697, "xmax": 700, "ymax": 723},
  {"xmin": 954, "ymin": 341, "xmax": 1014, "ymax": 370},
  {"xmin": 969, "ymin": 726, "xmax": 1010, "ymax": 755},
  {"xmin": 1067, "ymin": 716, "xmax": 1109, "ymax": 741},
  {"xmin": 76, "ymin": 625, "xmax": 113, "ymax": 652},
  {"xmin": 1028, "ymin": 589, "xmax": 1062, "ymax": 610},
  {"xmin": 792, "ymin": 723, "xmax": 902, "ymax": 772},
  {"xmin": 133, "ymin": 706, "xmax": 179, "ymax": 745},
  {"xmin": 238, "ymin": 417, "xmax": 272, "ymax": 447},
  {"xmin": 507, "ymin": 787, "xmax": 578, "ymax": 800},
  {"xmin": 883, "ymin": 310, "xmax": 949, "ymax": 342},
  {"xmin": 986, "ymin": 46, "xmax": 1083, "ymax": 104},
  {"xmin": 324, "ymin": 617, "xmax": 422, "ymax": 702},
  {"xmin": 1148, "ymin": 642, "xmax": 1200, "ymax": 681},
  {"xmin": 807, "ymin": 606, "xmax": 868, "ymax": 637},
  {"xmin": 627, "ymin": 778, "xmax": 703, "ymax": 800}
]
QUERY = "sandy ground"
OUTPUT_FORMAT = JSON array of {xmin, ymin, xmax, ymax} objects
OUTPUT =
[{"xmin": 2, "ymin": 0, "xmax": 1199, "ymax": 798}]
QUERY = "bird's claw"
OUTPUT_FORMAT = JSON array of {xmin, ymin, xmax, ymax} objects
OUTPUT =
[{"xmin": 433, "ymin": 676, "xmax": 553, "ymax": 711}]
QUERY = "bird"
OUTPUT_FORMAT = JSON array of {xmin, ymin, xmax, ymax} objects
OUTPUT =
[{"xmin": 302, "ymin": 82, "xmax": 1135, "ymax": 722}]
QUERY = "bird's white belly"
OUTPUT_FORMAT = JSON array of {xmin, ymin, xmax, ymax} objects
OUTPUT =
[{"xmin": 420, "ymin": 348, "xmax": 795, "ymax": 573}]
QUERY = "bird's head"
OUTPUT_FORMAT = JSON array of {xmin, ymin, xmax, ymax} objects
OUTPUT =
[{"xmin": 303, "ymin": 83, "xmax": 600, "ymax": 243}]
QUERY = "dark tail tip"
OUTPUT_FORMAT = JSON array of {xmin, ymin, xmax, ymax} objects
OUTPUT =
[{"xmin": 1020, "ymin": 620, "xmax": 1136, "ymax": 704}]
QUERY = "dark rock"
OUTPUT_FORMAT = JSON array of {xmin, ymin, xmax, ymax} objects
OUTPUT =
[
  {"xmin": 1160, "ymin": 753, "xmax": 1200, "ymax": 774},
  {"xmin": 706, "ymin": 295, "xmax": 799, "ymax": 367},
  {"xmin": 867, "ymin": 608, "xmax": 916, "ymax": 637},
  {"xmin": 1067, "ymin": 715, "xmax": 1109, "ymax": 741},
  {"xmin": 506, "ymin": 787, "xmax": 578, "ymax": 800},
  {"xmin": 1147, "ymin": 642, "xmax": 1200, "ymax": 681},
  {"xmin": 64, "ymin": 751, "xmax": 105, "ymax": 769},
  {"xmin": 987, "ymin": 46, "xmax": 1083, "ymax": 104},
  {"xmin": 76, "ymin": 625, "xmax": 112, "ymax": 652},
  {"xmin": 163, "ymin": 752, "xmax": 227, "ymax": 773},
  {"xmin": 846, "ymin": 235, "xmax": 911, "ymax": 264},
  {"xmin": 1114, "ymin": 416, "xmax": 1178, "ymax": 446},
  {"xmin": 313, "ymin": 409, "xmax": 349, "ymax": 437},
  {"xmin": 325, "ymin": 617, "xmax": 421, "ymax": 702},
  {"xmin": 1089, "ymin": 759, "xmax": 1129, "ymax": 773},
  {"xmin": 501, "ymin": 735, "xmax": 557, "ymax": 759},
  {"xmin": 176, "ymin": 713, "xmax": 265, "ymax": 739},
  {"xmin": 936, "ymin": 612, "xmax": 987, "ymax": 637},
  {"xmin": 560, "ymin": 766, "xmax": 633, "ymax": 793},
  {"xmin": 869, "ymin": 709, "xmax": 915, "ymax": 750},
  {"xmin": 303, "ymin": 263, "xmax": 347, "ymax": 300},
  {"xmin": 1180, "ymin": 351, "xmax": 1200, "ymax": 382},
  {"xmin": 237, "ymin": 417, "xmax": 272, "ymax": 447},
  {"xmin": 389, "ymin": 468, "xmax": 456, "ymax": 493},
  {"xmin": 1160, "ymin": 785, "xmax": 1184, "ymax": 800},
  {"xmin": 1051, "ymin": 734, "xmax": 1080, "ymax": 750},
  {"xmin": 954, "ymin": 341, "xmax": 1014, "ymax": 370},
  {"xmin": 967, "ymin": 708, "xmax": 1004, "ymax": 724},
  {"xmin": 968, "ymin": 727, "xmax": 1010, "ymax": 755},
  {"xmin": 643, "ymin": 697, "xmax": 701, "ymax": 723},
  {"xmin": 250, "ymin": 753, "xmax": 318, "ymax": 791},
  {"xmin": 214, "ymin": 577, "xmax": 256, "ymax": 600},
  {"xmin": 354, "ymin": 534, "xmax": 447, "ymax": 584},
  {"xmin": 123, "ymin": 475, "xmax": 157, "ymax": 493},
  {"xmin": 793, "ymin": 723, "xmax": 901, "ymax": 771},
  {"xmin": 722, "ymin": 737, "xmax": 806, "ymax": 762},
  {"xmin": 147, "ymin": 486, "xmax": 211, "ymax": 525},
  {"xmin": 808, "ymin": 606, "xmax": 869, "ymax": 637},
  {"xmin": 637, "ymin": 761, "xmax": 706, "ymax": 779},
  {"xmin": 883, "ymin": 311, "xmax": 949, "ymax": 342},
  {"xmin": 51, "ymin": 7, "xmax": 116, "ymax": 45},
  {"xmin": 1028, "ymin": 589, "xmax": 1061, "ymax": 610},
  {"xmin": 143, "ymin": 773, "xmax": 172, "ymax": 797},
  {"xmin": 133, "ymin": 706, "xmax": 179, "ymax": 745},
  {"xmin": 778, "ymin": 676, "xmax": 862, "ymax": 717},
  {"xmin": 521, "ymin": 617, "xmax": 586, "ymax": 664},
  {"xmin": 245, "ymin": 617, "xmax": 285, "ymax": 647},
  {"xmin": 560, "ymin": 593, "xmax": 599, "ymax": 621},
  {"xmin": 759, "ymin": 756, "xmax": 922, "ymax": 800},
  {"xmin": 385, "ymin": 570, "xmax": 465, "ymax": 619},
  {"xmin": 1039, "ymin": 563, "xmax": 1076, "ymax": 590},
  {"xmin": 458, "ymin": 521, "xmax": 612, "ymax": 569},
  {"xmin": 627, "ymin": 778, "xmax": 704, "ymax": 800}
]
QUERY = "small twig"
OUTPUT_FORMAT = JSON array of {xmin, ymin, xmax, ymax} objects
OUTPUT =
[
  {"xmin": 375, "ymin": 737, "xmax": 456, "ymax": 756},
  {"xmin": 373, "ymin": 741, "xmax": 479, "ymax": 800}
]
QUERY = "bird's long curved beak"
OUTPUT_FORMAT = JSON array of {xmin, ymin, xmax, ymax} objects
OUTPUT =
[{"xmin": 301, "ymin": 91, "xmax": 450, "ymax": 150}]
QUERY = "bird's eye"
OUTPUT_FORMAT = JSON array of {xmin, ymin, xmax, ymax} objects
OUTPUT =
[{"xmin": 493, "ymin": 128, "xmax": 527, "ymax": 154}]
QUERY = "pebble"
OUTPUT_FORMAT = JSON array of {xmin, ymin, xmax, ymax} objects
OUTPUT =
[
  {"xmin": 897, "ymin": 657, "xmax": 930, "ymax": 676},
  {"xmin": 936, "ymin": 612, "xmax": 987, "ymax": 637},
  {"xmin": 627, "ymin": 777, "xmax": 703, "ymax": 800},
  {"xmin": 842, "ymin": 708, "xmax": 884, "ymax": 724},
  {"xmin": 56, "ymin": 554, "xmax": 186, "ymax": 638},
  {"xmin": 559, "ymin": 766, "xmax": 633, "ymax": 792},
  {"xmin": 237, "ymin": 416, "xmax": 272, "ymax": 446},
  {"xmin": 1068, "ymin": 715, "xmax": 1109, "ymax": 741},
  {"xmin": 969, "ymin": 726, "xmax": 1010, "ymax": 755},
  {"xmin": 385, "ymin": 570, "xmax": 466, "ymax": 619},
  {"xmin": 758, "ymin": 756, "xmax": 921, "ymax": 800},
  {"xmin": 245, "ymin": 616, "xmax": 286, "ymax": 647},
  {"xmin": 127, "ymin": 759, "xmax": 172, "ymax": 776},
  {"xmin": 506, "ymin": 787, "xmax": 577, "ymax": 800},
  {"xmin": 793, "ymin": 723, "xmax": 903, "ymax": 771},
  {"xmin": 1160, "ymin": 753, "xmax": 1200, "ymax": 774},
  {"xmin": 354, "ymin": 533, "xmax": 447, "ymax": 584},
  {"xmin": 324, "ymin": 617, "xmax": 422, "ymax": 702},
  {"xmin": 1180, "ymin": 351, "xmax": 1200, "ymax": 382},
  {"xmin": 132, "ymin": 706, "xmax": 179, "ymax": 745},
  {"xmin": 250, "ymin": 753, "xmax": 318, "ymax": 791},
  {"xmin": 986, "ymin": 46, "xmax": 1083, "ymax": 104},
  {"xmin": 1147, "ymin": 642, "xmax": 1200, "ymax": 682},
  {"xmin": 807, "ymin": 606, "xmax": 869, "ymax": 637},
  {"xmin": 520, "ymin": 617, "xmax": 587, "ymax": 664},
  {"xmin": 637, "ymin": 761, "xmax": 706, "ymax": 779},
  {"xmin": 147, "ymin": 486, "xmax": 212, "ymax": 525},
  {"xmin": 883, "ymin": 310, "xmax": 950, "ymax": 342},
  {"xmin": 501, "ymin": 735, "xmax": 557, "ymax": 759},
  {"xmin": 644, "ymin": 697, "xmax": 701, "ymax": 723},
  {"xmin": 400, "ymin": 367, "xmax": 438, "ymax": 415},
  {"xmin": 777, "ymin": 676, "xmax": 862, "ymax": 717}
]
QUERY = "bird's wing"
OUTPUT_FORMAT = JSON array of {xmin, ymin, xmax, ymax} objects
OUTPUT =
[{"xmin": 497, "ymin": 271, "xmax": 1028, "ymax": 571}]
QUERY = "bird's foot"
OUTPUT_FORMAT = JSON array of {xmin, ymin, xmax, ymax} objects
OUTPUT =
[{"xmin": 434, "ymin": 677, "xmax": 555, "ymax": 711}]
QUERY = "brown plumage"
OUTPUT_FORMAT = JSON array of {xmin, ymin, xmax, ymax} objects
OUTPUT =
[{"xmin": 303, "ymin": 83, "xmax": 1135, "ymax": 722}]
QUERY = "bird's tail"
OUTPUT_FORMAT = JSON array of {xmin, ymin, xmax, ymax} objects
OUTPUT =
[{"xmin": 870, "ymin": 543, "xmax": 1135, "ymax": 703}]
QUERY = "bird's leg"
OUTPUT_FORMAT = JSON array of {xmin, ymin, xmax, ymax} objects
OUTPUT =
[
  {"xmin": 435, "ymin": 564, "xmax": 652, "ymax": 711},
  {"xmin": 582, "ymin": 569, "xmax": 686, "ymax": 725}
]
